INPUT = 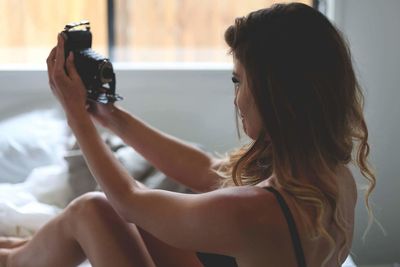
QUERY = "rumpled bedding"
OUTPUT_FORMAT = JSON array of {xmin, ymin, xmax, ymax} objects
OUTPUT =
[{"xmin": 0, "ymin": 109, "xmax": 189, "ymax": 238}]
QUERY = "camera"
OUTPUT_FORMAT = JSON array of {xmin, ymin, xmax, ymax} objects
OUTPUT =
[{"xmin": 61, "ymin": 20, "xmax": 122, "ymax": 104}]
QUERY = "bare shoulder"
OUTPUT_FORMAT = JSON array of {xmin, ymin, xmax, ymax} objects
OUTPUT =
[
  {"xmin": 214, "ymin": 186, "xmax": 285, "ymax": 232},
  {"xmin": 219, "ymin": 185, "xmax": 278, "ymax": 207},
  {"xmin": 208, "ymin": 185, "xmax": 277, "ymax": 213},
  {"xmin": 206, "ymin": 185, "xmax": 282, "ymax": 229}
]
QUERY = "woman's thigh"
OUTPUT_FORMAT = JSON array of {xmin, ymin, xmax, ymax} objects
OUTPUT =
[
  {"xmin": 74, "ymin": 191, "xmax": 203, "ymax": 267},
  {"xmin": 66, "ymin": 192, "xmax": 156, "ymax": 267},
  {"xmin": 137, "ymin": 227, "xmax": 204, "ymax": 267}
]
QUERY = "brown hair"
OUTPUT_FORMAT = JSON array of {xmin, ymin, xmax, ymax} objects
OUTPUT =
[{"xmin": 217, "ymin": 3, "xmax": 376, "ymax": 266}]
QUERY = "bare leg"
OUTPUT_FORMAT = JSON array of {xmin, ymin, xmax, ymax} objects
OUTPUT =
[
  {"xmin": 0, "ymin": 238, "xmax": 30, "ymax": 249},
  {"xmin": 4, "ymin": 192, "xmax": 156, "ymax": 267},
  {"xmin": 0, "ymin": 238, "xmax": 30, "ymax": 265},
  {"xmin": 138, "ymin": 228, "xmax": 204, "ymax": 267}
]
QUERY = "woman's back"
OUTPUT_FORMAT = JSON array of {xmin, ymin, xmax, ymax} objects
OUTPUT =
[{"xmin": 239, "ymin": 164, "xmax": 357, "ymax": 267}]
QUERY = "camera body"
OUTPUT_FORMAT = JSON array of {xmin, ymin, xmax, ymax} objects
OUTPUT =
[{"xmin": 61, "ymin": 21, "xmax": 122, "ymax": 104}]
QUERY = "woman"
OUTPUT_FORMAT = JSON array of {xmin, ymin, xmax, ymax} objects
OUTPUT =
[{"xmin": 0, "ymin": 3, "xmax": 374, "ymax": 267}]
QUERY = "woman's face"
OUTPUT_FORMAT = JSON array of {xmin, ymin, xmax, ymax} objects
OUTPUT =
[{"xmin": 232, "ymin": 58, "xmax": 265, "ymax": 140}]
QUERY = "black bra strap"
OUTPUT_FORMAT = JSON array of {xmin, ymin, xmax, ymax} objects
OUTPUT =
[{"xmin": 264, "ymin": 187, "xmax": 307, "ymax": 267}]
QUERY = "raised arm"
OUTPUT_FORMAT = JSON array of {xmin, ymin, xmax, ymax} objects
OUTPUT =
[
  {"xmin": 89, "ymin": 103, "xmax": 224, "ymax": 193},
  {"xmin": 71, "ymin": 112, "xmax": 262, "ymax": 256}
]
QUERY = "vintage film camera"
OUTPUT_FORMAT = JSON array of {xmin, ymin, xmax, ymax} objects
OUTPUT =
[{"xmin": 61, "ymin": 20, "xmax": 122, "ymax": 104}]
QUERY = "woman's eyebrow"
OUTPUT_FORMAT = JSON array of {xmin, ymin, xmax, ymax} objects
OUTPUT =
[{"xmin": 232, "ymin": 71, "xmax": 240, "ymax": 77}]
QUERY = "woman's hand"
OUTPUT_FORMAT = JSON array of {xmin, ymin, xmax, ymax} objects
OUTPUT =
[
  {"xmin": 46, "ymin": 33, "xmax": 88, "ymax": 121},
  {"xmin": 87, "ymin": 101, "xmax": 119, "ymax": 128}
]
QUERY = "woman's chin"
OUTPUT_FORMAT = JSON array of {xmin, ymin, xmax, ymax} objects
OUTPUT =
[
  {"xmin": 242, "ymin": 119, "xmax": 256, "ymax": 140},
  {"xmin": 243, "ymin": 126, "xmax": 255, "ymax": 140},
  {"xmin": 242, "ymin": 120, "xmax": 247, "ymax": 134},
  {"xmin": 243, "ymin": 123, "xmax": 263, "ymax": 141}
]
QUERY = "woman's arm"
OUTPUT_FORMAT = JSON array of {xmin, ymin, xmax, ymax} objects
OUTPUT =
[
  {"xmin": 69, "ymin": 111, "xmax": 257, "ymax": 256},
  {"xmin": 92, "ymin": 104, "xmax": 223, "ymax": 193}
]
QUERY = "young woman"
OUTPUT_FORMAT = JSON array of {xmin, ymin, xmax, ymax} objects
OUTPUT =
[{"xmin": 0, "ymin": 3, "xmax": 375, "ymax": 267}]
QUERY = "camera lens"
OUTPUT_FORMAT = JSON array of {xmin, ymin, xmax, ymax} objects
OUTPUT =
[{"xmin": 99, "ymin": 61, "xmax": 114, "ymax": 83}]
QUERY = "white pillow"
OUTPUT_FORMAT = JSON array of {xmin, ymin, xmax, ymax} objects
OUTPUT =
[{"xmin": 0, "ymin": 109, "xmax": 68, "ymax": 183}]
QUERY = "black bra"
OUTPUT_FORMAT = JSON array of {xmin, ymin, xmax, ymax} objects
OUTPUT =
[
  {"xmin": 265, "ymin": 186, "xmax": 307, "ymax": 267},
  {"xmin": 196, "ymin": 186, "xmax": 307, "ymax": 267}
]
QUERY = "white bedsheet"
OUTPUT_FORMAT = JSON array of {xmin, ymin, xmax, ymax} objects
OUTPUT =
[
  {"xmin": 0, "ymin": 164, "xmax": 70, "ymax": 237},
  {"xmin": 0, "ymin": 109, "xmax": 68, "ymax": 184}
]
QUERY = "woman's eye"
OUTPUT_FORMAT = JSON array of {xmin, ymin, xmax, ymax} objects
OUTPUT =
[
  {"xmin": 231, "ymin": 77, "xmax": 240, "ymax": 90},
  {"xmin": 231, "ymin": 76, "xmax": 240, "ymax": 84}
]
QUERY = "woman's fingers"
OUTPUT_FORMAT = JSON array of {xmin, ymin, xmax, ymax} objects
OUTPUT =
[
  {"xmin": 46, "ymin": 47, "xmax": 57, "ymax": 69},
  {"xmin": 65, "ymin": 52, "xmax": 79, "ymax": 80},
  {"xmin": 52, "ymin": 33, "xmax": 69, "ymax": 88},
  {"xmin": 55, "ymin": 33, "xmax": 66, "ymax": 73},
  {"xmin": 46, "ymin": 47, "xmax": 57, "ymax": 77},
  {"xmin": 46, "ymin": 47, "xmax": 57, "ymax": 91},
  {"xmin": 46, "ymin": 33, "xmax": 89, "ymax": 114}
]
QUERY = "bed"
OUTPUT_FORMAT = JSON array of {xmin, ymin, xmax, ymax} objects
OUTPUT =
[{"xmin": 0, "ymin": 109, "xmax": 357, "ymax": 267}]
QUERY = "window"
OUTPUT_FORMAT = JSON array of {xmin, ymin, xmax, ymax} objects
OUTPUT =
[
  {"xmin": 0, "ymin": 0, "xmax": 108, "ymax": 65},
  {"xmin": 0, "ymin": 0, "xmax": 314, "ymax": 65},
  {"xmin": 112, "ymin": 0, "xmax": 313, "ymax": 63}
]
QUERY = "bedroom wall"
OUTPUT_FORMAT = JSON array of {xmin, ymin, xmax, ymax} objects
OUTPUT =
[
  {"xmin": 0, "ymin": 67, "xmax": 244, "ymax": 155},
  {"xmin": 332, "ymin": 0, "xmax": 400, "ymax": 265}
]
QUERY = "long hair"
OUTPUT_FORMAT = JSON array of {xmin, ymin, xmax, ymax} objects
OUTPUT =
[{"xmin": 216, "ymin": 3, "xmax": 376, "ymax": 266}]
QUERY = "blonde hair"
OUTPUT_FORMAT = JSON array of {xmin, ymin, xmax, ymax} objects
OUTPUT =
[{"xmin": 218, "ymin": 3, "xmax": 376, "ymax": 266}]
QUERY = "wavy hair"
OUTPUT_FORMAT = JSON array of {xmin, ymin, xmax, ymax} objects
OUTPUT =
[{"xmin": 216, "ymin": 3, "xmax": 376, "ymax": 266}]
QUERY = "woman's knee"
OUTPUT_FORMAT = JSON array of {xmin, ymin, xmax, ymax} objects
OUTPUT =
[{"xmin": 66, "ymin": 191, "xmax": 111, "ymax": 220}]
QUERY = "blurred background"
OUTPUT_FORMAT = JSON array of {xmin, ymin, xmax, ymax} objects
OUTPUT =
[
  {"xmin": 0, "ymin": 0, "xmax": 311, "ymax": 64},
  {"xmin": 0, "ymin": 1, "xmax": 399, "ymax": 266}
]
